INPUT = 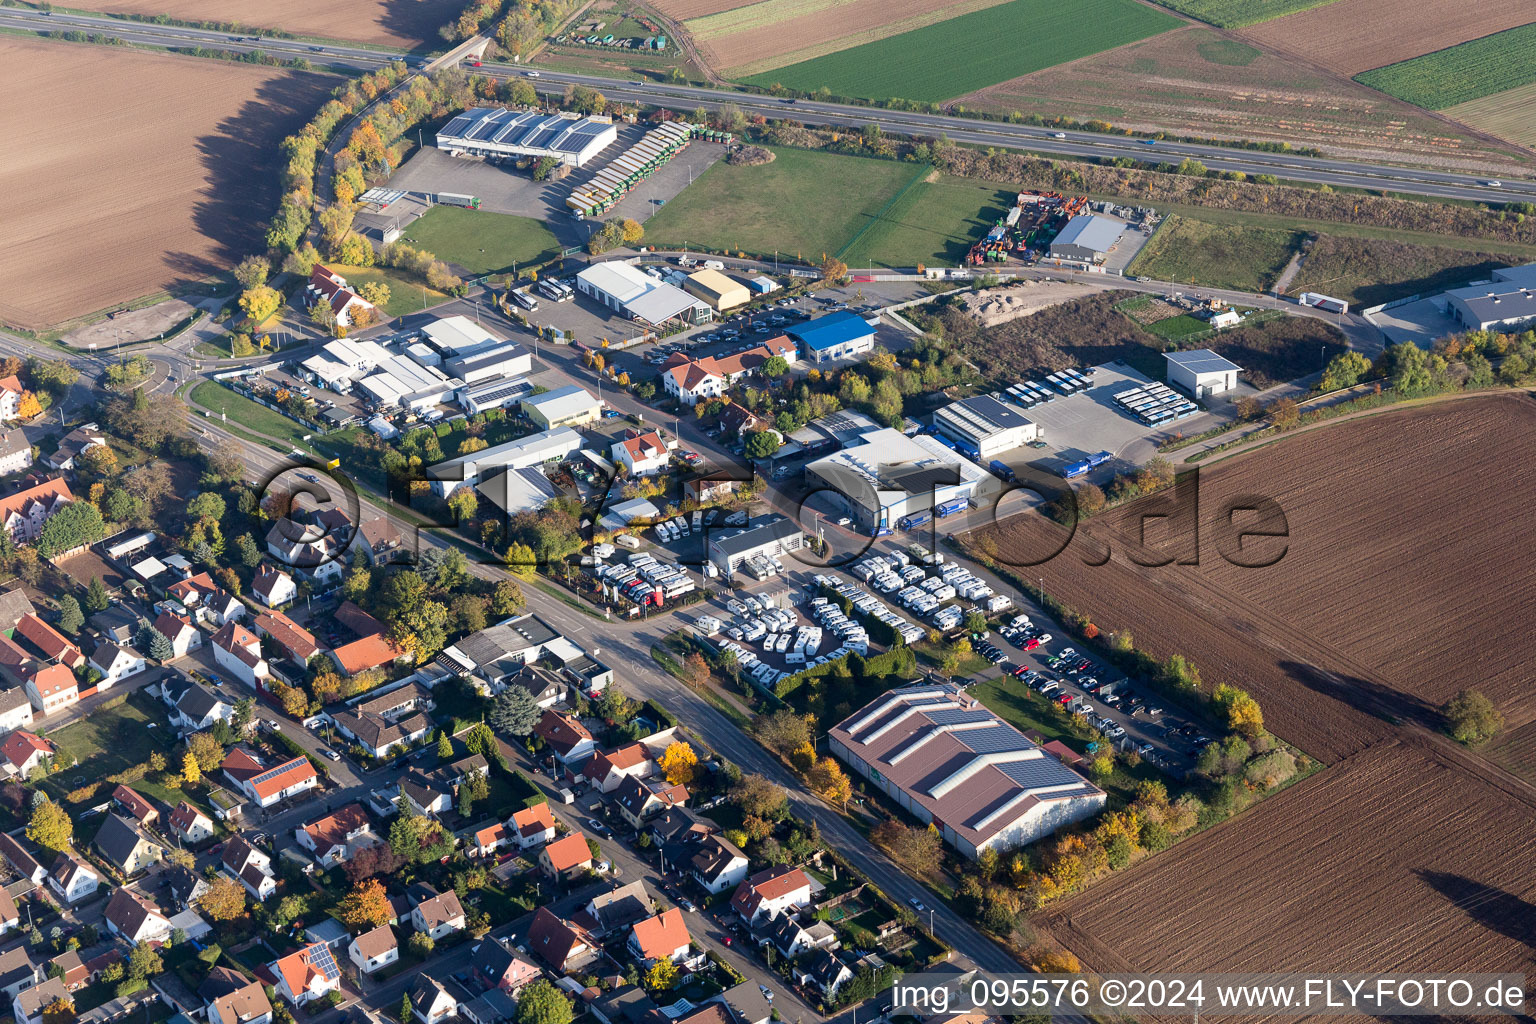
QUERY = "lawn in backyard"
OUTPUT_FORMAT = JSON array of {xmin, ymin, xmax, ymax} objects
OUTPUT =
[
  {"xmin": 642, "ymin": 146, "xmax": 925, "ymax": 260},
  {"xmin": 1127, "ymin": 214, "xmax": 1302, "ymax": 292},
  {"xmin": 398, "ymin": 207, "xmax": 561, "ymax": 276},
  {"xmin": 322, "ymin": 264, "xmax": 450, "ymax": 319},
  {"xmin": 859, "ymin": 175, "xmax": 1018, "ymax": 269},
  {"xmin": 41, "ymin": 693, "xmax": 178, "ymax": 806},
  {"xmin": 740, "ymin": 0, "xmax": 1180, "ymax": 102}
]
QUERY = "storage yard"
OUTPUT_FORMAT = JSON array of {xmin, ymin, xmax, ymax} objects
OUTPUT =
[{"xmin": 0, "ymin": 37, "xmax": 333, "ymax": 330}]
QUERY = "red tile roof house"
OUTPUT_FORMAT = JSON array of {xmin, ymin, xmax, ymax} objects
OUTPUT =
[
  {"xmin": 151, "ymin": 611, "xmax": 202, "ymax": 659},
  {"xmin": 329, "ymin": 633, "xmax": 409, "ymax": 677},
  {"xmin": 13, "ymin": 613, "xmax": 84, "ymax": 669},
  {"xmin": 611, "ymin": 429, "xmax": 670, "ymax": 478},
  {"xmin": 220, "ymin": 747, "xmax": 319, "ymax": 808},
  {"xmin": 0, "ymin": 477, "xmax": 73, "ymax": 546},
  {"xmin": 470, "ymin": 822, "xmax": 511, "ymax": 859},
  {"xmin": 266, "ymin": 941, "xmax": 342, "ymax": 1006},
  {"xmin": 167, "ymin": 573, "xmax": 247, "ymax": 627},
  {"xmin": 581, "ymin": 742, "xmax": 656, "ymax": 794},
  {"xmin": 211, "ymin": 621, "xmax": 270, "ymax": 688},
  {"xmin": 1, "ymin": 730, "xmax": 55, "ymax": 779},
  {"xmin": 526, "ymin": 907, "xmax": 598, "ymax": 974},
  {"xmin": 19, "ymin": 663, "xmax": 77, "ymax": 717},
  {"xmin": 112, "ymin": 785, "xmax": 159, "ymax": 828},
  {"xmin": 305, "ymin": 267, "xmax": 377, "ymax": 329},
  {"xmin": 533, "ymin": 709, "xmax": 597, "ymax": 766},
  {"xmin": 511, "ymin": 802, "xmax": 557, "ymax": 849},
  {"xmin": 538, "ymin": 832, "xmax": 594, "ymax": 881},
  {"xmin": 168, "ymin": 801, "xmax": 216, "ymax": 845},
  {"xmin": 252, "ymin": 611, "xmax": 319, "ymax": 664},
  {"xmin": 296, "ymin": 803, "xmax": 378, "ymax": 870},
  {"xmin": 0, "ymin": 376, "xmax": 23, "ymax": 422},
  {"xmin": 627, "ymin": 908, "xmax": 691, "ymax": 967},
  {"xmin": 730, "ymin": 865, "xmax": 812, "ymax": 925}
]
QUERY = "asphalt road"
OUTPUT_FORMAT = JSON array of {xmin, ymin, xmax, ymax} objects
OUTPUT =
[{"xmin": 2, "ymin": 7, "xmax": 1533, "ymax": 204}]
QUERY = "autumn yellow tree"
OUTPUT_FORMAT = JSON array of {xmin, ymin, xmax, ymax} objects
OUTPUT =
[
  {"xmin": 200, "ymin": 876, "xmax": 246, "ymax": 921},
  {"xmin": 808, "ymin": 756, "xmax": 851, "ymax": 809},
  {"xmin": 15, "ymin": 391, "xmax": 41, "ymax": 419},
  {"xmin": 659, "ymin": 742, "xmax": 698, "ymax": 788},
  {"xmin": 788, "ymin": 740, "xmax": 815, "ymax": 774},
  {"xmin": 238, "ymin": 286, "xmax": 282, "ymax": 326},
  {"xmin": 336, "ymin": 878, "xmax": 393, "ymax": 929},
  {"xmin": 1213, "ymin": 684, "xmax": 1264, "ymax": 738},
  {"xmin": 181, "ymin": 751, "xmax": 201, "ymax": 785}
]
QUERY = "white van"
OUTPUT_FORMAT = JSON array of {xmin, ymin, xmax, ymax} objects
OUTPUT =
[{"xmin": 703, "ymin": 259, "xmax": 725, "ymax": 270}]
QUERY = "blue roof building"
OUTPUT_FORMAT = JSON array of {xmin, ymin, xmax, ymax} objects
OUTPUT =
[{"xmin": 788, "ymin": 311, "xmax": 876, "ymax": 364}]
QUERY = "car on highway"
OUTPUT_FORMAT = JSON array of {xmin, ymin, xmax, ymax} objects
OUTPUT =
[
  {"xmin": 908, "ymin": 897, "xmax": 926, "ymax": 912},
  {"xmin": 525, "ymin": 70, "xmax": 540, "ymax": 77},
  {"xmin": 1052, "ymin": 131, "xmax": 1066, "ymax": 139},
  {"xmin": 1142, "ymin": 138, "xmax": 1157, "ymax": 145},
  {"xmin": 1484, "ymin": 180, "xmax": 1502, "ymax": 188},
  {"xmin": 468, "ymin": 59, "xmax": 482, "ymax": 66}
]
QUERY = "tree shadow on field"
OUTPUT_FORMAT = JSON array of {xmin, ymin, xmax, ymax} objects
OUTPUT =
[
  {"xmin": 1279, "ymin": 659, "xmax": 1440, "ymax": 731},
  {"xmin": 190, "ymin": 71, "xmax": 335, "ymax": 272},
  {"xmin": 1415, "ymin": 871, "xmax": 1536, "ymax": 951},
  {"xmin": 379, "ymin": 0, "xmax": 465, "ymax": 49}
]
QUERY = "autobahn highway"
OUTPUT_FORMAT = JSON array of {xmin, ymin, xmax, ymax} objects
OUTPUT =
[{"xmin": 3, "ymin": 6, "xmax": 1534, "ymax": 205}]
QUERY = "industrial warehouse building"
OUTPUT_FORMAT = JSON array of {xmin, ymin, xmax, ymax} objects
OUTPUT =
[
  {"xmin": 458, "ymin": 376, "xmax": 534, "ymax": 416},
  {"xmin": 1444, "ymin": 263, "xmax": 1536, "ymax": 331},
  {"xmin": 706, "ymin": 516, "xmax": 805, "ymax": 579},
  {"xmin": 1048, "ymin": 215, "xmax": 1125, "ymax": 262},
  {"xmin": 576, "ymin": 262, "xmax": 711, "ymax": 327},
  {"xmin": 357, "ymin": 356, "xmax": 461, "ymax": 412},
  {"xmin": 805, "ymin": 426, "xmax": 999, "ymax": 533},
  {"xmin": 789, "ymin": 311, "xmax": 876, "ymax": 363},
  {"xmin": 684, "ymin": 269, "xmax": 750, "ymax": 312},
  {"xmin": 568, "ymin": 120, "xmax": 695, "ymax": 217},
  {"xmin": 1164, "ymin": 349, "xmax": 1242, "ymax": 399},
  {"xmin": 522, "ymin": 385, "xmax": 602, "ymax": 430},
  {"xmin": 420, "ymin": 316, "xmax": 504, "ymax": 357},
  {"xmin": 933, "ymin": 395, "xmax": 1038, "ymax": 460},
  {"xmin": 829, "ymin": 685, "xmax": 1105, "ymax": 859},
  {"xmin": 445, "ymin": 342, "xmax": 532, "ymax": 385},
  {"xmin": 436, "ymin": 108, "xmax": 617, "ymax": 167},
  {"xmin": 428, "ymin": 427, "xmax": 583, "ymax": 496}
]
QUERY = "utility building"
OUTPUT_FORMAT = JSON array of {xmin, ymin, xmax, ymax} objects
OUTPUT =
[
  {"xmin": 1163, "ymin": 349, "xmax": 1242, "ymax": 399},
  {"xmin": 521, "ymin": 385, "xmax": 602, "ymax": 430},
  {"xmin": 436, "ymin": 109, "xmax": 617, "ymax": 167},
  {"xmin": 576, "ymin": 262, "xmax": 711, "ymax": 327},
  {"xmin": 804, "ymin": 426, "xmax": 998, "ymax": 534},
  {"xmin": 1048, "ymin": 215, "xmax": 1124, "ymax": 262},
  {"xmin": 789, "ymin": 311, "xmax": 876, "ymax": 364},
  {"xmin": 933, "ymin": 395, "xmax": 1038, "ymax": 460},
  {"xmin": 684, "ymin": 269, "xmax": 750, "ymax": 312}
]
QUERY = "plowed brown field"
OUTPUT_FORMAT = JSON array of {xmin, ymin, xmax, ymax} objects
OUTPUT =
[
  {"xmin": 0, "ymin": 38, "xmax": 332, "ymax": 330},
  {"xmin": 969, "ymin": 394, "xmax": 1536, "ymax": 761},
  {"xmin": 1040, "ymin": 738, "xmax": 1536, "ymax": 1006},
  {"xmin": 652, "ymin": 0, "xmax": 755, "ymax": 23},
  {"xmin": 1239, "ymin": 0, "xmax": 1536, "ymax": 77},
  {"xmin": 84, "ymin": 0, "xmax": 462, "ymax": 47}
]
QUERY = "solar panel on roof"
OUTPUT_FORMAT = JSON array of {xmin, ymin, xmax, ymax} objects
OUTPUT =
[
  {"xmin": 926, "ymin": 707, "xmax": 994, "ymax": 726},
  {"xmin": 307, "ymin": 944, "xmax": 340, "ymax": 981},
  {"xmin": 998, "ymin": 757, "xmax": 1083, "ymax": 789},
  {"xmin": 959, "ymin": 724, "xmax": 1032, "ymax": 755}
]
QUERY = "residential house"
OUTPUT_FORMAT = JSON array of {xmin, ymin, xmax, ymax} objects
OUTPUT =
[
  {"xmin": 329, "ymin": 683, "xmax": 434, "ymax": 759},
  {"xmin": 0, "ymin": 688, "xmax": 33, "ymax": 734},
  {"xmin": 717, "ymin": 402, "xmax": 768, "ymax": 439},
  {"xmin": 13, "ymin": 976, "xmax": 70, "ymax": 1024},
  {"xmin": 581, "ymin": 880, "xmax": 654, "ymax": 938},
  {"xmin": 759, "ymin": 910, "xmax": 837, "ymax": 959},
  {"xmin": 14, "ymin": 614, "xmax": 83, "ymax": 669},
  {"xmin": 0, "ymin": 834, "xmax": 44, "ymax": 884},
  {"xmin": 0, "ymin": 378, "xmax": 23, "ymax": 423},
  {"xmin": 0, "ymin": 478, "xmax": 73, "ymax": 546},
  {"xmin": 398, "ymin": 771, "xmax": 452, "ymax": 817},
  {"xmin": 167, "ymin": 574, "xmax": 245, "ymax": 628},
  {"xmin": 510, "ymin": 802, "xmax": 557, "ymax": 849},
  {"xmin": 306, "ymin": 267, "xmax": 376, "ymax": 329},
  {"xmin": 268, "ymin": 942, "xmax": 343, "ymax": 1006},
  {"xmin": 469, "ymin": 822, "xmax": 511, "ymax": 859},
  {"xmin": 19, "ymin": 664, "xmax": 76, "ymax": 717},
  {"xmin": 104, "ymin": 888, "xmax": 172, "ymax": 945},
  {"xmin": 93, "ymin": 813, "xmax": 162, "ymax": 875},
  {"xmin": 526, "ymin": 907, "xmax": 597, "ymax": 973},
  {"xmin": 407, "ymin": 977, "xmax": 458, "ymax": 1024},
  {"xmin": 627, "ymin": 908, "xmax": 691, "ymax": 967},
  {"xmin": 152, "ymin": 612, "xmax": 202, "ymax": 659},
  {"xmin": 252, "ymin": 612, "xmax": 319, "ymax": 665},
  {"xmin": 112, "ymin": 785, "xmax": 159, "ymax": 828},
  {"xmin": 612, "ymin": 430, "xmax": 670, "ymax": 477},
  {"xmin": 659, "ymin": 337, "xmax": 798, "ymax": 406},
  {"xmin": 46, "ymin": 951, "xmax": 85, "ymax": 993},
  {"xmin": 166, "ymin": 865, "xmax": 211, "ymax": 909},
  {"xmin": 798, "ymin": 949, "xmax": 855, "ymax": 1001},
  {"xmin": 0, "ymin": 947, "xmax": 38, "ymax": 1000},
  {"xmin": 296, "ymin": 804, "xmax": 377, "ymax": 870},
  {"xmin": 436, "ymin": 613, "xmax": 567, "ymax": 690},
  {"xmin": 649, "ymin": 807, "xmax": 716, "ymax": 848},
  {"xmin": 0, "ymin": 591, "xmax": 29, "ymax": 633},
  {"xmin": 690, "ymin": 835, "xmax": 748, "ymax": 895},
  {"xmin": 92, "ymin": 606, "xmax": 138, "ymax": 646},
  {"xmin": 88, "ymin": 641, "xmax": 145, "ymax": 687},
  {"xmin": 252, "ymin": 567, "xmax": 298, "ymax": 609},
  {"xmin": 48, "ymin": 854, "xmax": 100, "ymax": 903},
  {"xmin": 211, "ymin": 622, "xmax": 269, "ymax": 687},
  {"xmin": 0, "ymin": 432, "xmax": 32, "ymax": 478},
  {"xmin": 221, "ymin": 748, "xmax": 319, "ymax": 808},
  {"xmin": 0, "ymin": 889, "xmax": 17, "ymax": 937},
  {"xmin": 356, "ymin": 517, "xmax": 404, "ymax": 565},
  {"xmin": 347, "ymin": 925, "xmax": 399, "ymax": 976},
  {"xmin": 539, "ymin": 832, "xmax": 594, "ymax": 881},
  {"xmin": 502, "ymin": 664, "xmax": 567, "ymax": 709},
  {"xmin": 201, "ymin": 965, "xmax": 274, "ymax": 1024},
  {"xmin": 588, "ymin": 987, "xmax": 659, "ymax": 1024},
  {"xmin": 160, "ymin": 676, "xmax": 234, "ymax": 733},
  {"xmin": 731, "ymin": 865, "xmax": 811, "ymax": 925},
  {"xmin": 222, "ymin": 836, "xmax": 278, "ymax": 901},
  {"xmin": 264, "ymin": 520, "xmax": 343, "ymax": 584},
  {"xmin": 168, "ymin": 802, "xmax": 216, "ymax": 844},
  {"xmin": 711, "ymin": 982, "xmax": 772, "ymax": 1024},
  {"xmin": 614, "ymin": 776, "xmax": 687, "ymax": 829},
  {"xmin": 468, "ymin": 939, "xmax": 540, "ymax": 996},
  {"xmin": 44, "ymin": 427, "xmax": 105, "ymax": 471},
  {"xmin": 533, "ymin": 709, "xmax": 597, "ymax": 767},
  {"xmin": 674, "ymin": 1006, "xmax": 734, "ymax": 1024},
  {"xmin": 329, "ymin": 633, "xmax": 408, "ymax": 678},
  {"xmin": 1, "ymin": 730, "xmax": 54, "ymax": 779},
  {"xmin": 411, "ymin": 889, "xmax": 466, "ymax": 940},
  {"xmin": 582, "ymin": 743, "xmax": 656, "ymax": 794}
]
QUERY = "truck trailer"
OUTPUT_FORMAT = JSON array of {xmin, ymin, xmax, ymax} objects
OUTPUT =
[{"xmin": 1298, "ymin": 292, "xmax": 1349, "ymax": 315}]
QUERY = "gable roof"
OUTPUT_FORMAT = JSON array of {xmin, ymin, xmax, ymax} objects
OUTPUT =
[
  {"xmin": 730, "ymin": 865, "xmax": 809, "ymax": 918},
  {"xmin": 201, "ymin": 966, "xmax": 273, "ymax": 1024},
  {"xmin": 533, "ymin": 709, "xmax": 593, "ymax": 756},
  {"xmin": 334, "ymin": 601, "xmax": 387, "ymax": 640},
  {"xmin": 630, "ymin": 908, "xmax": 689, "ymax": 960},
  {"xmin": 0, "ymin": 590, "xmax": 35, "ymax": 631},
  {"xmin": 1, "ymin": 730, "xmax": 53, "ymax": 771},
  {"xmin": 300, "ymin": 803, "xmax": 371, "ymax": 852},
  {"xmin": 270, "ymin": 943, "xmax": 340, "ymax": 997},
  {"xmin": 252, "ymin": 567, "xmax": 295, "ymax": 603},
  {"xmin": 351, "ymin": 924, "xmax": 397, "ymax": 961},
  {"xmin": 22, "ymin": 662, "xmax": 75, "ymax": 699},
  {"xmin": 112, "ymin": 785, "xmax": 158, "ymax": 824},
  {"xmin": 332, "ymin": 634, "xmax": 406, "ymax": 675},
  {"xmin": 104, "ymin": 886, "xmax": 168, "ymax": 937},
  {"xmin": 0, "ymin": 478, "xmax": 72, "ymax": 526},
  {"xmin": 95, "ymin": 813, "xmax": 156, "ymax": 868},
  {"xmin": 511, "ymin": 802, "xmax": 556, "ymax": 838},
  {"xmin": 527, "ymin": 907, "xmax": 589, "ymax": 969},
  {"xmin": 542, "ymin": 832, "xmax": 593, "ymax": 872},
  {"xmin": 583, "ymin": 743, "xmax": 649, "ymax": 782},
  {"xmin": 691, "ymin": 835, "xmax": 746, "ymax": 880},
  {"xmin": 616, "ymin": 430, "xmax": 666, "ymax": 464},
  {"xmin": 414, "ymin": 889, "xmax": 465, "ymax": 929},
  {"xmin": 586, "ymin": 880, "xmax": 653, "ymax": 933},
  {"xmin": 253, "ymin": 611, "xmax": 319, "ymax": 662},
  {"xmin": 14, "ymin": 613, "xmax": 80, "ymax": 664}
]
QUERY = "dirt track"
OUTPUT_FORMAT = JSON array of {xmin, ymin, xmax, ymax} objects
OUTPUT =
[{"xmin": 0, "ymin": 39, "xmax": 332, "ymax": 330}]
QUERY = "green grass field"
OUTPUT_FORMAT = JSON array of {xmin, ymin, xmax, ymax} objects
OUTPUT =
[
  {"xmin": 189, "ymin": 381, "xmax": 313, "ymax": 447},
  {"xmin": 1145, "ymin": 314, "xmax": 1212, "ymax": 340},
  {"xmin": 1354, "ymin": 23, "xmax": 1536, "ymax": 109},
  {"xmin": 741, "ymin": 0, "xmax": 1180, "ymax": 102},
  {"xmin": 642, "ymin": 146, "xmax": 924, "ymax": 260},
  {"xmin": 1141, "ymin": 0, "xmax": 1341, "ymax": 28},
  {"xmin": 857, "ymin": 175, "xmax": 1018, "ymax": 269},
  {"xmin": 323, "ymin": 264, "xmax": 450, "ymax": 319},
  {"xmin": 1127, "ymin": 214, "xmax": 1302, "ymax": 292},
  {"xmin": 41, "ymin": 694, "xmax": 176, "ymax": 806},
  {"xmin": 399, "ymin": 207, "xmax": 561, "ymax": 276}
]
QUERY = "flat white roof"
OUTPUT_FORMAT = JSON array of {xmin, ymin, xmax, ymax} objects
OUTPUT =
[
  {"xmin": 578, "ymin": 262, "xmax": 701, "ymax": 325},
  {"xmin": 422, "ymin": 315, "xmax": 500, "ymax": 356},
  {"xmin": 429, "ymin": 426, "xmax": 584, "ymax": 478},
  {"xmin": 1163, "ymin": 349, "xmax": 1242, "ymax": 375},
  {"xmin": 523, "ymin": 384, "xmax": 600, "ymax": 421}
]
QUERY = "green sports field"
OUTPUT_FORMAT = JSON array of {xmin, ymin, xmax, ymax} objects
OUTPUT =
[
  {"xmin": 642, "ymin": 146, "xmax": 925, "ymax": 260},
  {"xmin": 1354, "ymin": 23, "xmax": 1536, "ymax": 110},
  {"xmin": 399, "ymin": 206, "xmax": 561, "ymax": 275},
  {"xmin": 1142, "ymin": 0, "xmax": 1340, "ymax": 28},
  {"xmin": 741, "ymin": 0, "xmax": 1180, "ymax": 102},
  {"xmin": 857, "ymin": 176, "xmax": 1018, "ymax": 269}
]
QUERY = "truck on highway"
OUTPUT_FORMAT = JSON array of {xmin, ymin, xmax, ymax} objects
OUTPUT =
[{"xmin": 1297, "ymin": 292, "xmax": 1349, "ymax": 315}]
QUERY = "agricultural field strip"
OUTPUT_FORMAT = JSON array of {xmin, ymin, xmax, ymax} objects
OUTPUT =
[
  {"xmin": 684, "ymin": 0, "xmax": 847, "ymax": 39},
  {"xmin": 1142, "ymin": 0, "xmax": 1342, "ymax": 29},
  {"xmin": 716, "ymin": 0, "xmax": 1015, "ymax": 77},
  {"xmin": 1353, "ymin": 20, "xmax": 1536, "ymax": 109},
  {"xmin": 77, "ymin": 0, "xmax": 462, "ymax": 47},
  {"xmin": 1443, "ymin": 82, "xmax": 1536, "ymax": 149}
]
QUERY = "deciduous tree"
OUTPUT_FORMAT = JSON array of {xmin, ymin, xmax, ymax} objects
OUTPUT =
[
  {"xmin": 26, "ymin": 798, "xmax": 71, "ymax": 853},
  {"xmin": 200, "ymin": 877, "xmax": 246, "ymax": 921},
  {"xmin": 1445, "ymin": 689, "xmax": 1503, "ymax": 745},
  {"xmin": 658, "ymin": 742, "xmax": 697, "ymax": 787},
  {"xmin": 336, "ymin": 878, "xmax": 393, "ymax": 929}
]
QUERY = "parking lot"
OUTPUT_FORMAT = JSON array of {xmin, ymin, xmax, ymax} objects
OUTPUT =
[{"xmin": 1006, "ymin": 360, "xmax": 1178, "ymax": 477}]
